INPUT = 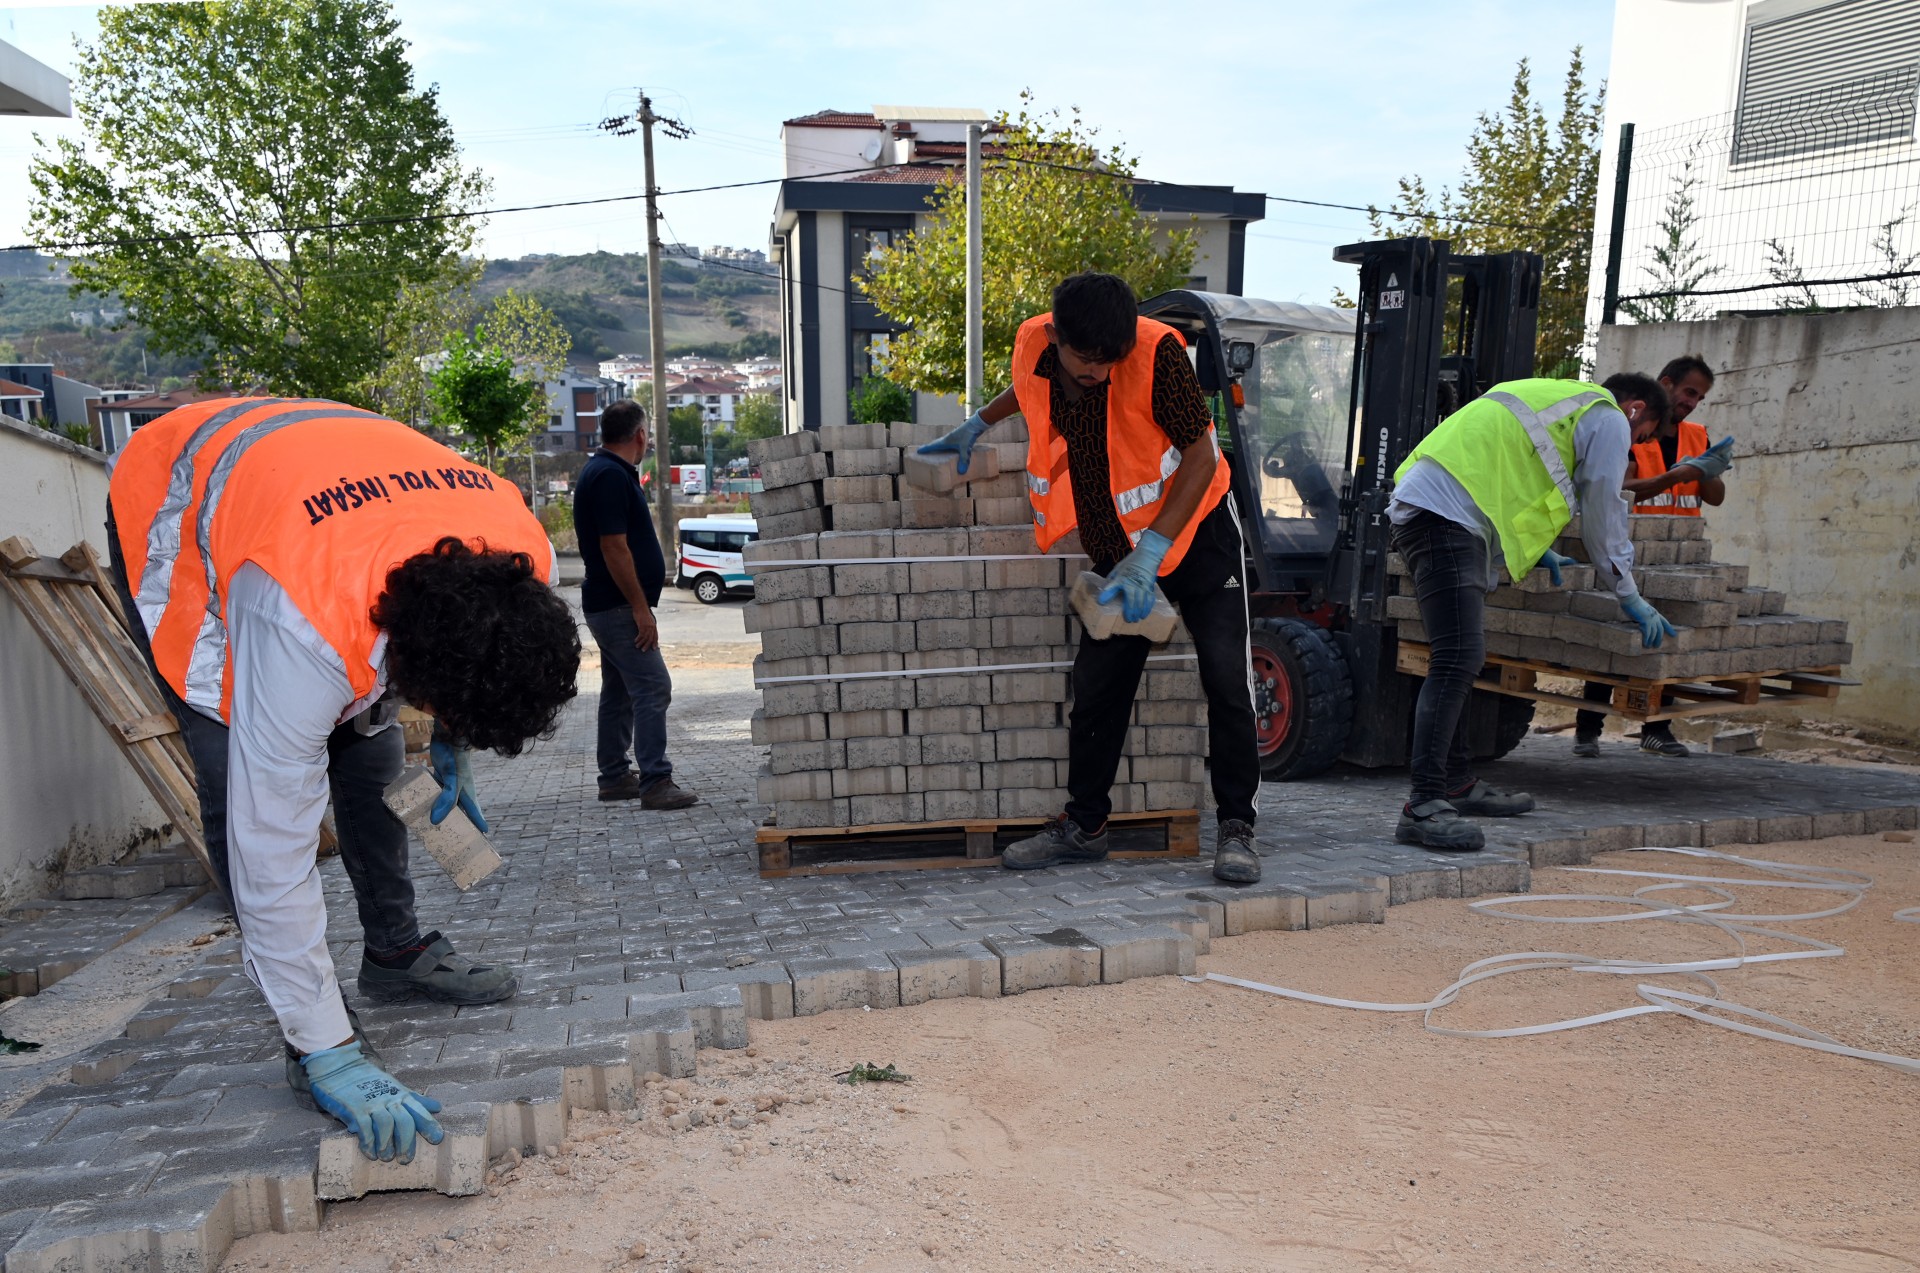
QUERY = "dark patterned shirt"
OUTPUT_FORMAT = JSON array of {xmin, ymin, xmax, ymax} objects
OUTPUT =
[{"xmin": 1030, "ymin": 334, "xmax": 1214, "ymax": 567}]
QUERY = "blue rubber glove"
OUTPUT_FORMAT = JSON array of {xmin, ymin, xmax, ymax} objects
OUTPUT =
[
  {"xmin": 302, "ymin": 1040, "xmax": 444, "ymax": 1163},
  {"xmin": 1536, "ymin": 549, "xmax": 1577, "ymax": 588},
  {"xmin": 1681, "ymin": 435, "xmax": 1734, "ymax": 481},
  {"xmin": 1096, "ymin": 529, "xmax": 1174, "ymax": 624},
  {"xmin": 916, "ymin": 411, "xmax": 992, "ymax": 475},
  {"xmin": 428, "ymin": 737, "xmax": 487, "ymax": 833},
  {"xmin": 1621, "ymin": 595, "xmax": 1678, "ymax": 649}
]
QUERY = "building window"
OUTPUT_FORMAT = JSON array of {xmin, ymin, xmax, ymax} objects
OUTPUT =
[{"xmin": 1734, "ymin": 0, "xmax": 1920, "ymax": 166}]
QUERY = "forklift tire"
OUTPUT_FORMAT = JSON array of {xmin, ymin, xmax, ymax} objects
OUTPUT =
[
  {"xmin": 1485, "ymin": 693, "xmax": 1535, "ymax": 761},
  {"xmin": 1249, "ymin": 618, "xmax": 1354, "ymax": 781}
]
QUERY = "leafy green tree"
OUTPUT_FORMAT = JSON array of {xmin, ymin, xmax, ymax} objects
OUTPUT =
[
  {"xmin": 1366, "ymin": 52, "xmax": 1603, "ymax": 377},
  {"xmin": 428, "ymin": 333, "xmax": 543, "ymax": 466},
  {"xmin": 484, "ymin": 289, "xmax": 574, "ymax": 382},
  {"xmin": 862, "ymin": 96, "xmax": 1197, "ymax": 399},
  {"xmin": 355, "ymin": 256, "xmax": 479, "ymax": 425},
  {"xmin": 850, "ymin": 376, "xmax": 914, "ymax": 424},
  {"xmin": 668, "ymin": 404, "xmax": 704, "ymax": 462},
  {"xmin": 731, "ymin": 393, "xmax": 782, "ymax": 441},
  {"xmin": 28, "ymin": 0, "xmax": 487, "ymax": 403}
]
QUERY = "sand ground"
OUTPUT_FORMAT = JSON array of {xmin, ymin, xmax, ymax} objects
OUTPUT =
[{"xmin": 225, "ymin": 833, "xmax": 1920, "ymax": 1273}]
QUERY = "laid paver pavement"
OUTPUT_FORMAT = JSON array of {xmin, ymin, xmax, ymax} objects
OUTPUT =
[{"xmin": 1, "ymin": 654, "xmax": 1916, "ymax": 1270}]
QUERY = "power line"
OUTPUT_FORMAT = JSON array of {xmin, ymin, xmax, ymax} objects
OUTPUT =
[{"xmin": 1621, "ymin": 267, "xmax": 1920, "ymax": 300}]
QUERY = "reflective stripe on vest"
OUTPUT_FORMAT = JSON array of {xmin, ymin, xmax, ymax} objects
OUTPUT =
[
  {"xmin": 1481, "ymin": 389, "xmax": 1606, "ymax": 512},
  {"xmin": 133, "ymin": 398, "xmax": 339, "ymax": 633},
  {"xmin": 1113, "ymin": 444, "xmax": 1183, "ymax": 516},
  {"xmin": 180, "ymin": 404, "xmax": 380, "ymax": 711}
]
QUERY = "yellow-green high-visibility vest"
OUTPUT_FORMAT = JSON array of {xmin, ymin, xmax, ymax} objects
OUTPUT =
[{"xmin": 1394, "ymin": 379, "xmax": 1618, "ymax": 581}]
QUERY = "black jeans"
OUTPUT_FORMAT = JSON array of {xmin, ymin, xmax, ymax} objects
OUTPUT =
[
  {"xmin": 1065, "ymin": 499, "xmax": 1261, "ymax": 831},
  {"xmin": 1577, "ymin": 682, "xmax": 1674, "ymax": 740},
  {"xmin": 105, "ymin": 506, "xmax": 422, "ymax": 955},
  {"xmin": 1391, "ymin": 510, "xmax": 1486, "ymax": 804}
]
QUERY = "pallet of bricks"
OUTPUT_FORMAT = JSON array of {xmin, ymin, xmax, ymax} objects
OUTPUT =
[
  {"xmin": 742, "ymin": 421, "xmax": 1206, "ymax": 875},
  {"xmin": 1387, "ymin": 511, "xmax": 1856, "ymax": 717}
]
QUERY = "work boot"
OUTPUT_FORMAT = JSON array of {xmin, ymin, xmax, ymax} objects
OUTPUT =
[
  {"xmin": 1571, "ymin": 734, "xmax": 1601, "ymax": 759},
  {"xmin": 1640, "ymin": 730, "xmax": 1690, "ymax": 758},
  {"xmin": 358, "ymin": 931, "xmax": 518, "ymax": 1005},
  {"xmin": 598, "ymin": 773, "xmax": 644, "ymax": 802},
  {"xmin": 1446, "ymin": 779, "xmax": 1536, "ymax": 817},
  {"xmin": 1212, "ymin": 819, "xmax": 1261, "ymax": 884},
  {"xmin": 1395, "ymin": 799, "xmax": 1486, "ymax": 852},
  {"xmin": 1001, "ymin": 814, "xmax": 1109, "ymax": 870},
  {"xmin": 285, "ymin": 1001, "xmax": 386, "ymax": 1111},
  {"xmin": 641, "ymin": 777, "xmax": 698, "ymax": 810}
]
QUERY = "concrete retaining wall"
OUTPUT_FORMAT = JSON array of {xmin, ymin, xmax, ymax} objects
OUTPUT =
[
  {"xmin": 0, "ymin": 418, "xmax": 167, "ymax": 905},
  {"xmin": 1598, "ymin": 308, "xmax": 1920, "ymax": 740}
]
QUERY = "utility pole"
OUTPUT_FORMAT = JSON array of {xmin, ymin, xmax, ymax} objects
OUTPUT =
[
  {"xmin": 604, "ymin": 92, "xmax": 693, "ymax": 556},
  {"xmin": 964, "ymin": 122, "xmax": 984, "ymax": 415}
]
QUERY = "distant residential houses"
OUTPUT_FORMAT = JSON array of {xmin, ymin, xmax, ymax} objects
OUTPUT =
[
  {"xmin": 0, "ymin": 361, "xmax": 169, "ymax": 453},
  {"xmin": 594, "ymin": 354, "xmax": 782, "ymax": 419}
]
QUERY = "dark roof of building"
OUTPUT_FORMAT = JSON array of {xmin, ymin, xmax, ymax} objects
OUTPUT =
[
  {"xmin": 0, "ymin": 379, "xmax": 43, "ymax": 397},
  {"xmin": 105, "ymin": 389, "xmax": 228, "ymax": 414},
  {"xmin": 845, "ymin": 164, "xmax": 963, "ymax": 185},
  {"xmin": 669, "ymin": 377, "xmax": 747, "ymax": 395},
  {"xmin": 782, "ymin": 110, "xmax": 882, "ymax": 130}
]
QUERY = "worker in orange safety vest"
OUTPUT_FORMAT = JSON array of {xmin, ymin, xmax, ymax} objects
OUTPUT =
[
  {"xmin": 106, "ymin": 398, "xmax": 580, "ymax": 1163},
  {"xmin": 918, "ymin": 273, "xmax": 1263, "ymax": 885},
  {"xmin": 1574, "ymin": 354, "xmax": 1735, "ymax": 758}
]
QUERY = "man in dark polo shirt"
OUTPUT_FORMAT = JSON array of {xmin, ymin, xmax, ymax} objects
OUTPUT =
[
  {"xmin": 920, "ymin": 272, "xmax": 1262, "ymax": 884},
  {"xmin": 572, "ymin": 399, "xmax": 697, "ymax": 809}
]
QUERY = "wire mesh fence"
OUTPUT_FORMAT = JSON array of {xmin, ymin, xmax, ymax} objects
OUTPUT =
[{"xmin": 1605, "ymin": 68, "xmax": 1920, "ymax": 319}]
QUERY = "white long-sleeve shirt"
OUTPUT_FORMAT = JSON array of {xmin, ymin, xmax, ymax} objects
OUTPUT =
[
  {"xmin": 1388, "ymin": 401, "xmax": 1641, "ymax": 601},
  {"xmin": 221, "ymin": 546, "xmax": 555, "ymax": 1054}
]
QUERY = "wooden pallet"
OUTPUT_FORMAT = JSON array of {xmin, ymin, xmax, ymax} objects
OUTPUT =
[
  {"xmin": 756, "ymin": 808, "xmax": 1201, "ymax": 878},
  {"xmin": 2, "ymin": 536, "xmax": 214, "ymax": 883},
  {"xmin": 1396, "ymin": 640, "xmax": 1859, "ymax": 724}
]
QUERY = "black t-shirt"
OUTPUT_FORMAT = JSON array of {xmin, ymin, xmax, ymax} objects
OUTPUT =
[{"xmin": 573, "ymin": 449, "xmax": 664, "ymax": 613}]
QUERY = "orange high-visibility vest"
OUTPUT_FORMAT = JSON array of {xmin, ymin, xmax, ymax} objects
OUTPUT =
[
  {"xmin": 1631, "ymin": 418, "xmax": 1710, "ymax": 515},
  {"xmin": 109, "ymin": 397, "xmax": 552, "ymax": 724},
  {"xmin": 1011, "ymin": 313, "xmax": 1230, "ymax": 573}
]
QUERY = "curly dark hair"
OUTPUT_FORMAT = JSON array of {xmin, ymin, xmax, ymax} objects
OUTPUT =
[{"xmin": 371, "ymin": 537, "xmax": 580, "ymax": 756}]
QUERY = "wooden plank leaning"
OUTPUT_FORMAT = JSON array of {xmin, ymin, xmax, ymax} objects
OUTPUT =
[{"xmin": 1, "ymin": 535, "xmax": 215, "ymax": 884}]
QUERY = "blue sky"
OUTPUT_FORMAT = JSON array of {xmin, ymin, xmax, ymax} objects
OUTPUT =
[{"xmin": 1, "ymin": 0, "xmax": 1614, "ymax": 304}]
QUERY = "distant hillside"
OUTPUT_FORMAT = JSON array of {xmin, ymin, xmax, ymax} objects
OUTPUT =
[
  {"xmin": 0, "ymin": 249, "xmax": 780, "ymax": 385},
  {"xmin": 475, "ymin": 251, "xmax": 779, "ymax": 368}
]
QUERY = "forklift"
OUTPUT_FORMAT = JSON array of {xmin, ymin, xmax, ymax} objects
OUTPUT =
[{"xmin": 1138, "ymin": 237, "xmax": 1544, "ymax": 779}]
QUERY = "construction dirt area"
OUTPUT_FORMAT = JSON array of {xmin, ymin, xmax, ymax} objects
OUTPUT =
[{"xmin": 222, "ymin": 831, "xmax": 1920, "ymax": 1273}]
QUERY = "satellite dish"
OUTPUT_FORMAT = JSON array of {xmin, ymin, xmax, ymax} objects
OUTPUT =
[{"xmin": 862, "ymin": 137, "xmax": 884, "ymax": 164}]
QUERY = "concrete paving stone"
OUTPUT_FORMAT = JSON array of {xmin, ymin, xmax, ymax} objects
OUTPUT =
[
  {"xmin": 981, "ymin": 932, "xmax": 1090, "ymax": 994},
  {"xmin": 1863, "ymin": 804, "xmax": 1918, "ymax": 832},
  {"xmin": 786, "ymin": 952, "xmax": 903, "ymax": 1015},
  {"xmin": 1186, "ymin": 885, "xmax": 1309, "ymax": 935},
  {"xmin": 0, "ymin": 1133, "xmax": 130, "ymax": 1173},
  {"xmin": 5, "ymin": 1181, "xmax": 234, "ymax": 1273},
  {"xmin": 1702, "ymin": 816, "xmax": 1761, "ymax": 846},
  {"xmin": 569, "ymin": 1013, "xmax": 695, "ymax": 1080},
  {"xmin": 49, "ymin": 1090, "xmax": 223, "ymax": 1143},
  {"xmin": 496, "ymin": 1037, "xmax": 635, "ymax": 1113},
  {"xmin": 1454, "ymin": 857, "xmax": 1529, "ymax": 897},
  {"xmin": 148, "ymin": 1139, "xmax": 322, "ymax": 1237},
  {"xmin": 890, "ymin": 944, "xmax": 1001, "ymax": 1004},
  {"xmin": 0, "ymin": 1154, "xmax": 167, "ymax": 1211},
  {"xmin": 1755, "ymin": 813, "xmax": 1816, "ymax": 843},
  {"xmin": 1076, "ymin": 923, "xmax": 1197, "ymax": 981},
  {"xmin": 316, "ymin": 1100, "xmax": 490, "ymax": 1201},
  {"xmin": 680, "ymin": 964, "xmax": 795, "ymax": 1020}
]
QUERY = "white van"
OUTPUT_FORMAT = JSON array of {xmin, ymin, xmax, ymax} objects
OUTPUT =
[{"xmin": 675, "ymin": 514, "xmax": 758, "ymax": 604}]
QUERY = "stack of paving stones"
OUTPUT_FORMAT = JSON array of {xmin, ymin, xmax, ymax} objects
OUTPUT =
[
  {"xmin": 744, "ymin": 421, "xmax": 1206, "ymax": 830},
  {"xmin": 4, "ymin": 681, "xmax": 1919, "ymax": 1271},
  {"xmin": 1388, "ymin": 514, "xmax": 1853, "ymax": 682}
]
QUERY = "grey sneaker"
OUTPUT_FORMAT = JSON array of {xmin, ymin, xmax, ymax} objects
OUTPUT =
[
  {"xmin": 1640, "ymin": 732, "xmax": 1690, "ymax": 758},
  {"xmin": 1001, "ymin": 815, "xmax": 1109, "ymax": 870},
  {"xmin": 285, "ymin": 1001, "xmax": 386, "ymax": 1111},
  {"xmin": 1212, "ymin": 819, "xmax": 1261, "ymax": 884},
  {"xmin": 1395, "ymin": 799, "xmax": 1486, "ymax": 852},
  {"xmin": 358, "ymin": 931, "xmax": 518, "ymax": 1006},
  {"xmin": 1446, "ymin": 779, "xmax": 1536, "ymax": 817},
  {"xmin": 1572, "ymin": 736, "xmax": 1601, "ymax": 758},
  {"xmin": 641, "ymin": 777, "xmax": 699, "ymax": 810}
]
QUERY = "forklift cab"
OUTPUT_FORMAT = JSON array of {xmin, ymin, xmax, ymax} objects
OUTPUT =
[{"xmin": 1137, "ymin": 291, "xmax": 1356, "ymax": 600}]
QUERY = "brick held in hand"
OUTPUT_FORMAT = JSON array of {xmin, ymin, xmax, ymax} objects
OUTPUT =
[
  {"xmin": 902, "ymin": 446, "xmax": 999, "ymax": 494},
  {"xmin": 1068, "ymin": 570, "xmax": 1179, "ymax": 643}
]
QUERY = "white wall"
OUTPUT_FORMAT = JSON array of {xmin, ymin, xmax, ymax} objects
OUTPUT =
[
  {"xmin": 1590, "ymin": 0, "xmax": 1920, "ymax": 329},
  {"xmin": 0, "ymin": 418, "xmax": 168, "ymax": 904},
  {"xmin": 1598, "ymin": 307, "xmax": 1920, "ymax": 739}
]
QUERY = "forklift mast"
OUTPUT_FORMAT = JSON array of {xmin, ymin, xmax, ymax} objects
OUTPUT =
[{"xmin": 1330, "ymin": 238, "xmax": 1543, "ymax": 768}]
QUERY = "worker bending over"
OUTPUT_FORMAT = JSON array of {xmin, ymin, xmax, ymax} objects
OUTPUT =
[
  {"xmin": 108, "ymin": 399, "xmax": 579, "ymax": 1162},
  {"xmin": 1387, "ymin": 375, "xmax": 1673, "ymax": 852},
  {"xmin": 922, "ymin": 272, "xmax": 1263, "ymax": 884},
  {"xmin": 1575, "ymin": 354, "xmax": 1733, "ymax": 758}
]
